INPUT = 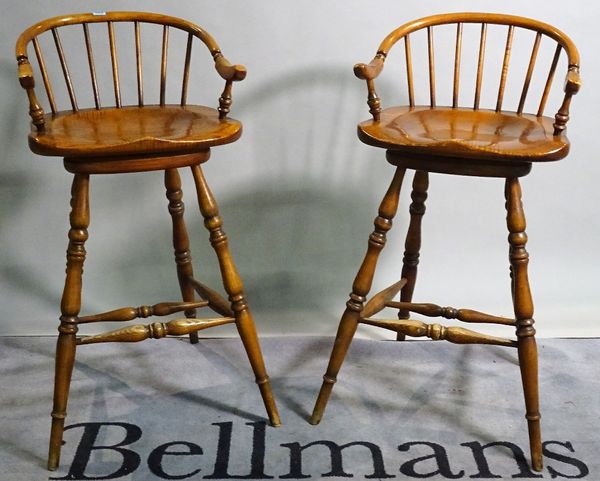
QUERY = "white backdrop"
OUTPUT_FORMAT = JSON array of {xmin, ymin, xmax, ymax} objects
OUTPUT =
[{"xmin": 1, "ymin": 0, "xmax": 598, "ymax": 338}]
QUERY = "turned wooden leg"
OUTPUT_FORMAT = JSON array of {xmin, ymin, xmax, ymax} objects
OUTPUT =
[
  {"xmin": 191, "ymin": 164, "xmax": 280, "ymax": 426},
  {"xmin": 165, "ymin": 168, "xmax": 199, "ymax": 344},
  {"xmin": 397, "ymin": 170, "xmax": 429, "ymax": 341},
  {"xmin": 505, "ymin": 177, "xmax": 542, "ymax": 472},
  {"xmin": 48, "ymin": 174, "xmax": 89, "ymax": 471},
  {"xmin": 310, "ymin": 167, "xmax": 406, "ymax": 424}
]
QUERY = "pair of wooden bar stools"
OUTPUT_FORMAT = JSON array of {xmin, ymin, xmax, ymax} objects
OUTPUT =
[{"xmin": 16, "ymin": 11, "xmax": 580, "ymax": 472}]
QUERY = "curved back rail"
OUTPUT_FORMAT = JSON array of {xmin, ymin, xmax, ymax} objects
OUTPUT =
[
  {"xmin": 354, "ymin": 13, "xmax": 581, "ymax": 135},
  {"xmin": 16, "ymin": 11, "xmax": 246, "ymax": 131}
]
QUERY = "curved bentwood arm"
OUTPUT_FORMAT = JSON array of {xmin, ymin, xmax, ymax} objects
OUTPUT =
[
  {"xmin": 15, "ymin": 11, "xmax": 247, "ymax": 130},
  {"xmin": 354, "ymin": 12, "xmax": 581, "ymax": 134}
]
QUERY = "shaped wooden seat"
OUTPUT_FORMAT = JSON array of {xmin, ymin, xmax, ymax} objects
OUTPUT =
[
  {"xmin": 16, "ymin": 11, "xmax": 279, "ymax": 472},
  {"xmin": 358, "ymin": 106, "xmax": 569, "ymax": 163},
  {"xmin": 29, "ymin": 105, "xmax": 242, "ymax": 158},
  {"xmin": 311, "ymin": 13, "xmax": 581, "ymax": 472}
]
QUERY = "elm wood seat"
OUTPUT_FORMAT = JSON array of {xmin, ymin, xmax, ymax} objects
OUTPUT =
[
  {"xmin": 29, "ymin": 105, "xmax": 242, "ymax": 158},
  {"xmin": 16, "ymin": 11, "xmax": 280, "ymax": 472},
  {"xmin": 310, "ymin": 13, "xmax": 581, "ymax": 473},
  {"xmin": 358, "ymin": 107, "xmax": 569, "ymax": 162}
]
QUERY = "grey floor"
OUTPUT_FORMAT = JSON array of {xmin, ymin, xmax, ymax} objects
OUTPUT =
[{"xmin": 1, "ymin": 336, "xmax": 598, "ymax": 480}]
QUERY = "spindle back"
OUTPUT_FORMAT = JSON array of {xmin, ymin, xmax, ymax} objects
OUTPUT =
[
  {"xmin": 16, "ymin": 11, "xmax": 246, "ymax": 131},
  {"xmin": 355, "ymin": 13, "xmax": 581, "ymax": 135}
]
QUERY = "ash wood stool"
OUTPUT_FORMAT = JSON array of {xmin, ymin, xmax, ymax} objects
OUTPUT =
[
  {"xmin": 310, "ymin": 13, "xmax": 580, "ymax": 471},
  {"xmin": 16, "ymin": 12, "xmax": 280, "ymax": 471}
]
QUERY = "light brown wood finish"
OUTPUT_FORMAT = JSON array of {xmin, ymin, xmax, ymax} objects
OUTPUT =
[
  {"xmin": 427, "ymin": 27, "xmax": 436, "ymax": 108},
  {"xmin": 49, "ymin": 173, "xmax": 89, "ymax": 470},
  {"xmin": 107, "ymin": 22, "xmax": 121, "ymax": 108},
  {"xmin": 83, "ymin": 24, "xmax": 100, "ymax": 110},
  {"xmin": 16, "ymin": 11, "xmax": 247, "ymax": 131},
  {"xmin": 506, "ymin": 177, "xmax": 542, "ymax": 471},
  {"xmin": 360, "ymin": 318, "xmax": 517, "ymax": 348},
  {"xmin": 474, "ymin": 23, "xmax": 487, "ymax": 110},
  {"xmin": 32, "ymin": 37, "xmax": 56, "ymax": 114},
  {"xmin": 30, "ymin": 106, "xmax": 242, "ymax": 158},
  {"xmin": 313, "ymin": 13, "xmax": 580, "ymax": 473},
  {"xmin": 396, "ymin": 170, "xmax": 428, "ymax": 340},
  {"xmin": 77, "ymin": 317, "xmax": 236, "ymax": 344},
  {"xmin": 16, "ymin": 11, "xmax": 279, "ymax": 472},
  {"xmin": 165, "ymin": 168, "xmax": 200, "ymax": 344},
  {"xmin": 386, "ymin": 301, "xmax": 515, "ymax": 326},
  {"xmin": 191, "ymin": 164, "xmax": 281, "ymax": 427},
  {"xmin": 453, "ymin": 23, "xmax": 463, "ymax": 109},
  {"xmin": 187, "ymin": 276, "xmax": 235, "ymax": 317},
  {"xmin": 78, "ymin": 300, "xmax": 208, "ymax": 323},
  {"xmin": 51, "ymin": 28, "xmax": 78, "ymax": 112},
  {"xmin": 310, "ymin": 167, "xmax": 406, "ymax": 425},
  {"xmin": 160, "ymin": 26, "xmax": 169, "ymax": 106},
  {"xmin": 358, "ymin": 107, "xmax": 570, "ymax": 165},
  {"xmin": 360, "ymin": 278, "xmax": 407, "ymax": 318},
  {"xmin": 517, "ymin": 32, "xmax": 542, "ymax": 115},
  {"xmin": 135, "ymin": 21, "xmax": 143, "ymax": 106}
]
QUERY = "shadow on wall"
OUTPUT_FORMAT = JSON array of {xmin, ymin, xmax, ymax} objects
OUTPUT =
[
  {"xmin": 3, "ymin": 63, "xmax": 402, "ymax": 336},
  {"xmin": 0, "ymin": 58, "xmax": 64, "ymax": 313}
]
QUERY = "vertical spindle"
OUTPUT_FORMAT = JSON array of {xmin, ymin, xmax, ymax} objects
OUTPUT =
[
  {"xmin": 51, "ymin": 28, "xmax": 78, "ymax": 112},
  {"xmin": 537, "ymin": 44, "xmax": 561, "ymax": 117},
  {"xmin": 427, "ymin": 26, "xmax": 436, "ymax": 108},
  {"xmin": 453, "ymin": 23, "xmax": 463, "ymax": 108},
  {"xmin": 135, "ymin": 21, "xmax": 143, "ymax": 107},
  {"xmin": 160, "ymin": 26, "xmax": 169, "ymax": 106},
  {"xmin": 404, "ymin": 35, "xmax": 414, "ymax": 108},
  {"xmin": 496, "ymin": 25, "xmax": 515, "ymax": 112},
  {"xmin": 107, "ymin": 21, "xmax": 121, "ymax": 108},
  {"xmin": 181, "ymin": 33, "xmax": 193, "ymax": 106},
  {"xmin": 83, "ymin": 24, "xmax": 100, "ymax": 110},
  {"xmin": 474, "ymin": 23, "xmax": 487, "ymax": 110},
  {"xmin": 517, "ymin": 32, "xmax": 542, "ymax": 115},
  {"xmin": 32, "ymin": 37, "xmax": 57, "ymax": 114}
]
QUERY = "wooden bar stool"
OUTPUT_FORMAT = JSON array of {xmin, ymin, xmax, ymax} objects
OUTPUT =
[
  {"xmin": 310, "ymin": 13, "xmax": 580, "ymax": 471},
  {"xmin": 16, "ymin": 11, "xmax": 280, "ymax": 471}
]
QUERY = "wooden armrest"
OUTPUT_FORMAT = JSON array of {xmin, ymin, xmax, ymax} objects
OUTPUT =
[
  {"xmin": 214, "ymin": 55, "xmax": 247, "ymax": 81},
  {"xmin": 353, "ymin": 55, "xmax": 384, "ymax": 80},
  {"xmin": 18, "ymin": 60, "xmax": 35, "ymax": 89},
  {"xmin": 565, "ymin": 67, "xmax": 581, "ymax": 95}
]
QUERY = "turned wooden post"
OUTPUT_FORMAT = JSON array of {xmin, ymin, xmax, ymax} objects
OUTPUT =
[
  {"xmin": 505, "ymin": 177, "xmax": 542, "ymax": 472},
  {"xmin": 165, "ymin": 168, "xmax": 199, "ymax": 344},
  {"xmin": 190, "ymin": 164, "xmax": 280, "ymax": 426},
  {"xmin": 397, "ymin": 170, "xmax": 429, "ymax": 340},
  {"xmin": 48, "ymin": 174, "xmax": 89, "ymax": 471},
  {"xmin": 310, "ymin": 167, "xmax": 406, "ymax": 424}
]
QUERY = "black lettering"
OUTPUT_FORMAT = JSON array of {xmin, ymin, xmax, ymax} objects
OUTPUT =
[
  {"xmin": 461, "ymin": 441, "xmax": 542, "ymax": 478},
  {"xmin": 280, "ymin": 440, "xmax": 394, "ymax": 479},
  {"xmin": 148, "ymin": 441, "xmax": 203, "ymax": 479},
  {"xmin": 50, "ymin": 422, "xmax": 141, "ymax": 480},
  {"xmin": 205, "ymin": 421, "xmax": 273, "ymax": 479},
  {"xmin": 543, "ymin": 441, "xmax": 589, "ymax": 479},
  {"xmin": 398, "ymin": 441, "xmax": 463, "ymax": 479}
]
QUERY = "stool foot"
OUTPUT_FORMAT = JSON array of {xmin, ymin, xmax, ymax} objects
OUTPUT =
[
  {"xmin": 520, "ymin": 336, "xmax": 542, "ymax": 472},
  {"xmin": 310, "ymin": 309, "xmax": 360, "ymax": 423},
  {"xmin": 235, "ymin": 310, "xmax": 281, "ymax": 426},
  {"xmin": 191, "ymin": 164, "xmax": 280, "ymax": 425},
  {"xmin": 311, "ymin": 167, "xmax": 406, "ymax": 423},
  {"xmin": 310, "ymin": 374, "xmax": 338, "ymax": 425},
  {"xmin": 256, "ymin": 377, "xmax": 281, "ymax": 427}
]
